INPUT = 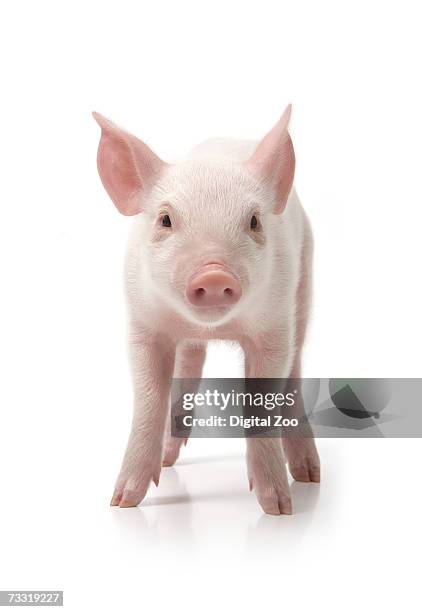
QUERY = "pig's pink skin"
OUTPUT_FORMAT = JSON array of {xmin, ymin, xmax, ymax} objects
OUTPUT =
[{"xmin": 94, "ymin": 106, "xmax": 320, "ymax": 514}]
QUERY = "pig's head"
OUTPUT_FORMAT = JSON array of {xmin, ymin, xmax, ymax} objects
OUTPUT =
[{"xmin": 93, "ymin": 107, "xmax": 295, "ymax": 327}]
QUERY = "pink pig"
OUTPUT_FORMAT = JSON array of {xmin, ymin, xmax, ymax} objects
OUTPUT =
[{"xmin": 93, "ymin": 106, "xmax": 320, "ymax": 515}]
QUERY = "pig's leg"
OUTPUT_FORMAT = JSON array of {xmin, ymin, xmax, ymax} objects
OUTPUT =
[
  {"xmin": 281, "ymin": 353, "xmax": 320, "ymax": 483},
  {"xmin": 111, "ymin": 334, "xmax": 175, "ymax": 508},
  {"xmin": 162, "ymin": 343, "xmax": 206, "ymax": 467},
  {"xmin": 282, "ymin": 220, "xmax": 320, "ymax": 483},
  {"xmin": 243, "ymin": 340, "xmax": 292, "ymax": 515}
]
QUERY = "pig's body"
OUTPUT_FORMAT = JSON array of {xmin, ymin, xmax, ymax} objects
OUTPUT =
[{"xmin": 94, "ymin": 107, "xmax": 320, "ymax": 515}]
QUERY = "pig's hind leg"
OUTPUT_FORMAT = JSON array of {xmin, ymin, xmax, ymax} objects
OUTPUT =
[{"xmin": 162, "ymin": 343, "xmax": 206, "ymax": 467}]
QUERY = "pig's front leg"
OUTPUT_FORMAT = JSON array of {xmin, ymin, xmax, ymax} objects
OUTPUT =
[
  {"xmin": 281, "ymin": 223, "xmax": 321, "ymax": 483},
  {"xmin": 243, "ymin": 338, "xmax": 292, "ymax": 515},
  {"xmin": 111, "ymin": 333, "xmax": 175, "ymax": 508},
  {"xmin": 282, "ymin": 356, "xmax": 320, "ymax": 483},
  {"xmin": 162, "ymin": 343, "xmax": 206, "ymax": 467},
  {"xmin": 247, "ymin": 438, "xmax": 292, "ymax": 515}
]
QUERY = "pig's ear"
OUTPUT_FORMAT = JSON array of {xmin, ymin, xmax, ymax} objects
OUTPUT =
[
  {"xmin": 246, "ymin": 105, "xmax": 295, "ymax": 214},
  {"xmin": 92, "ymin": 112, "xmax": 166, "ymax": 215}
]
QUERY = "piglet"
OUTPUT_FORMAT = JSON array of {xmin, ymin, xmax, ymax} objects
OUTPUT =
[{"xmin": 93, "ymin": 106, "xmax": 320, "ymax": 515}]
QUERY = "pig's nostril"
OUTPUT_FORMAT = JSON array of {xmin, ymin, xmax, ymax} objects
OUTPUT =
[
  {"xmin": 224, "ymin": 288, "xmax": 233, "ymax": 297},
  {"xmin": 195, "ymin": 288, "xmax": 206, "ymax": 297}
]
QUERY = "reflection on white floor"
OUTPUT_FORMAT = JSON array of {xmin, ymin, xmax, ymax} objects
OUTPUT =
[
  {"xmin": 102, "ymin": 438, "xmax": 421, "ymax": 611},
  {"xmin": 1, "ymin": 437, "xmax": 420, "ymax": 611},
  {"xmin": 110, "ymin": 449, "xmax": 323, "ymax": 557}
]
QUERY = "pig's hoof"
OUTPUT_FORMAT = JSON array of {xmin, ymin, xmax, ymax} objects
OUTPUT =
[
  {"xmin": 110, "ymin": 465, "xmax": 160, "ymax": 508},
  {"xmin": 162, "ymin": 438, "xmax": 185, "ymax": 467},
  {"xmin": 111, "ymin": 489, "xmax": 142, "ymax": 508},
  {"xmin": 252, "ymin": 482, "xmax": 293, "ymax": 515},
  {"xmin": 248, "ymin": 461, "xmax": 292, "ymax": 514},
  {"xmin": 288, "ymin": 461, "xmax": 320, "ymax": 483},
  {"xmin": 247, "ymin": 440, "xmax": 292, "ymax": 515},
  {"xmin": 282, "ymin": 439, "xmax": 321, "ymax": 483}
]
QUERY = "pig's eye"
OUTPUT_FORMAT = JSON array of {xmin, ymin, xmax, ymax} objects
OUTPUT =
[
  {"xmin": 250, "ymin": 215, "xmax": 258, "ymax": 230},
  {"xmin": 161, "ymin": 214, "xmax": 172, "ymax": 228}
]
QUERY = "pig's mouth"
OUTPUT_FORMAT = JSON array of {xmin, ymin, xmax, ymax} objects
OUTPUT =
[{"xmin": 184, "ymin": 262, "xmax": 243, "ymax": 320}]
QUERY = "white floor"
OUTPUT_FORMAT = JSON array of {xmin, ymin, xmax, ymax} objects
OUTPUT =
[{"xmin": 1, "ymin": 437, "xmax": 420, "ymax": 611}]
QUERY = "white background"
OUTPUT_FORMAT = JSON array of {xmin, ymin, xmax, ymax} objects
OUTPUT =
[{"xmin": 0, "ymin": 1, "xmax": 421, "ymax": 610}]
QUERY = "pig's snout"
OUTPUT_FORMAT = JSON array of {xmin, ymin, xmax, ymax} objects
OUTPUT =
[{"xmin": 186, "ymin": 264, "xmax": 242, "ymax": 308}]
